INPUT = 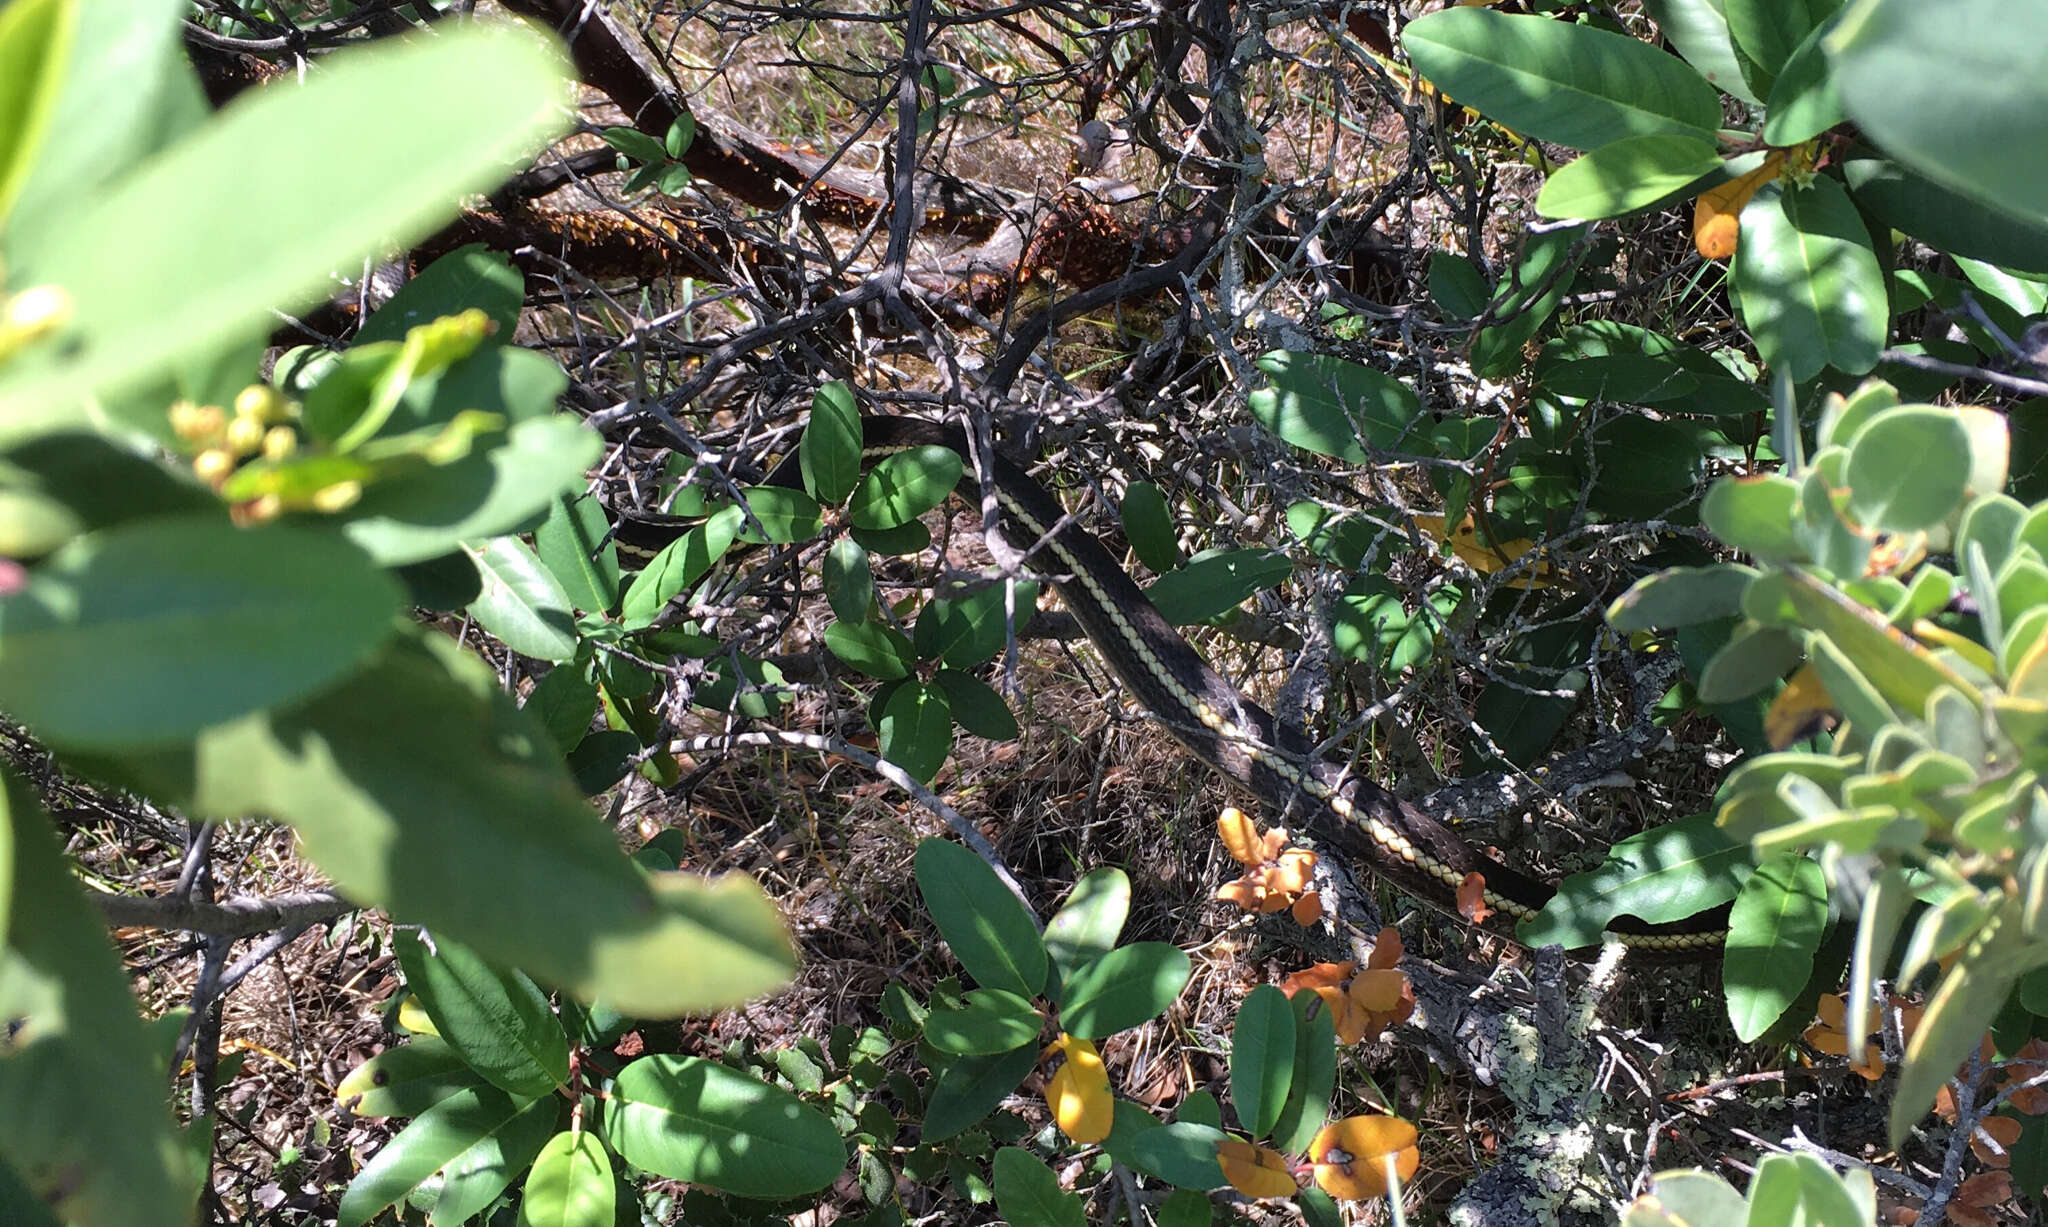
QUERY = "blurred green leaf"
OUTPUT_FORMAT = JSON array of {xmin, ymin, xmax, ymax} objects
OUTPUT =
[{"xmin": 0, "ymin": 0, "xmax": 73, "ymax": 222}]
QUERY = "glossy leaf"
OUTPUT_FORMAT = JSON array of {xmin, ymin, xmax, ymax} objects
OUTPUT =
[
  {"xmin": 535, "ymin": 494, "xmax": 621, "ymax": 615},
  {"xmin": 849, "ymin": 445, "xmax": 961, "ymax": 531},
  {"xmin": 802, "ymin": 381, "xmax": 862, "ymax": 506},
  {"xmin": 519, "ymin": 1129, "xmax": 613, "ymax": 1227},
  {"xmin": 878, "ymin": 679, "xmax": 952, "ymax": 784},
  {"xmin": 922, "ymin": 1041, "xmax": 1040, "ymax": 1142},
  {"xmin": 1521, "ymin": 812, "xmax": 1748, "ymax": 948},
  {"xmin": 430, "ymin": 1095, "xmax": 560, "ymax": 1227},
  {"xmin": 1760, "ymin": 18, "xmax": 1844, "ymax": 146},
  {"xmin": 923, "ymin": 989, "xmax": 1044, "ymax": 1056},
  {"xmin": 1128, "ymin": 1122, "xmax": 1229, "ymax": 1191},
  {"xmin": 392, "ymin": 930, "xmax": 568, "ymax": 1097},
  {"xmin": 1230, "ymin": 985, "xmax": 1296, "ymax": 1139},
  {"xmin": 0, "ymin": 515, "xmax": 401, "ymax": 749},
  {"xmin": 1733, "ymin": 178, "xmax": 1886, "ymax": 382},
  {"xmin": 916, "ymin": 577, "xmax": 1039, "ymax": 670},
  {"xmin": 1844, "ymin": 157, "xmax": 2048, "ymax": 275},
  {"xmin": 1056, "ymin": 943, "xmax": 1192, "ymax": 1039},
  {"xmin": 825, "ymin": 620, "xmax": 916, "ymax": 680},
  {"xmin": 1536, "ymin": 135, "xmax": 1724, "ymax": 221},
  {"xmin": 824, "ymin": 537, "xmax": 874, "ymax": 623},
  {"xmin": 618, "ymin": 504, "xmax": 742, "ymax": 631},
  {"xmin": 465, "ymin": 536, "xmax": 579, "ymax": 663},
  {"xmin": 335, "ymin": 1087, "xmax": 552, "ymax": 1227},
  {"xmin": 1724, "ymin": 854, "xmax": 1830, "ymax": 1041},
  {"xmin": 1043, "ymin": 867, "xmax": 1130, "ymax": 999},
  {"xmin": 1145, "ymin": 549, "xmax": 1291, "ymax": 625},
  {"xmin": 1828, "ymin": 0, "xmax": 2048, "ymax": 227},
  {"xmin": 1247, "ymin": 351, "xmax": 1422, "ymax": 460},
  {"xmin": 605, "ymin": 1055, "xmax": 845, "ymax": 1197},
  {"xmin": 1725, "ymin": 0, "xmax": 1839, "ymax": 87},
  {"xmin": 0, "ymin": 25, "xmax": 571, "ymax": 436},
  {"xmin": 1269, "ymin": 989, "xmax": 1338, "ymax": 1155},
  {"xmin": 0, "ymin": 775, "xmax": 193, "ymax": 1227},
  {"xmin": 1641, "ymin": 0, "xmax": 1760, "ymax": 103},
  {"xmin": 992, "ymin": 1147, "xmax": 1085, "ymax": 1227},
  {"xmin": 336, "ymin": 1040, "xmax": 480, "ymax": 1119},
  {"xmin": 914, "ymin": 837, "xmax": 1048, "ymax": 998},
  {"xmin": 1121, "ymin": 481, "xmax": 1182, "ymax": 572},
  {"xmin": 100, "ymin": 632, "xmax": 796, "ymax": 1017},
  {"xmin": 1402, "ymin": 8, "xmax": 1722, "ymax": 150},
  {"xmin": 731, "ymin": 486, "xmax": 824, "ymax": 545}
]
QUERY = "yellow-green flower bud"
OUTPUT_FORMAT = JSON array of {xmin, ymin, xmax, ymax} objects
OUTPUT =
[
  {"xmin": 261, "ymin": 426, "xmax": 297, "ymax": 461},
  {"xmin": 225, "ymin": 414, "xmax": 266, "ymax": 456},
  {"xmin": 311, "ymin": 480, "xmax": 362, "ymax": 513},
  {"xmin": 193, "ymin": 448, "xmax": 236, "ymax": 485},
  {"xmin": 233, "ymin": 383, "xmax": 291, "ymax": 425}
]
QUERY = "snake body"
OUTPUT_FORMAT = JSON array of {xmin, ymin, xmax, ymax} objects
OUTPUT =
[{"xmin": 617, "ymin": 416, "xmax": 1728, "ymax": 956}]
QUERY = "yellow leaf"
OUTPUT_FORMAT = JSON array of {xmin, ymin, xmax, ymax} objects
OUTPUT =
[
  {"xmin": 1046, "ymin": 1034, "xmax": 1113, "ymax": 1143},
  {"xmin": 1217, "ymin": 1138, "xmax": 1298, "ymax": 1199},
  {"xmin": 1765, "ymin": 663, "xmax": 1836, "ymax": 749},
  {"xmin": 395, "ymin": 994, "xmax": 439, "ymax": 1038},
  {"xmin": 1218, "ymin": 806, "xmax": 1261, "ymax": 865},
  {"xmin": 1693, "ymin": 154, "xmax": 1785, "ymax": 261},
  {"xmin": 1310, "ymin": 1115, "xmax": 1420, "ymax": 1200}
]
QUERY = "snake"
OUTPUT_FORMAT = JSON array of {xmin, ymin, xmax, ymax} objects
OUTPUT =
[{"xmin": 612, "ymin": 415, "xmax": 1730, "ymax": 957}]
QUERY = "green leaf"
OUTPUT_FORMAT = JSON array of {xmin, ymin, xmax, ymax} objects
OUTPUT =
[
  {"xmin": 1127, "ymin": 1122, "xmax": 1228, "ymax": 1191},
  {"xmin": 99, "ymin": 632, "xmax": 795, "ymax": 1017},
  {"xmin": 1698, "ymin": 622, "xmax": 1803, "ymax": 703},
  {"xmin": 619, "ymin": 504, "xmax": 742, "ymax": 631},
  {"xmin": 1641, "ymin": 0, "xmax": 1761, "ymax": 103},
  {"xmin": 878, "ymin": 679, "xmax": 952, "ymax": 784},
  {"xmin": 1521, "ymin": 812, "xmax": 1749, "ymax": 948},
  {"xmin": 1725, "ymin": 0, "xmax": 1840, "ymax": 87},
  {"xmin": 1893, "ymin": 909, "xmax": 2025, "ymax": 1142},
  {"xmin": 802, "ymin": 382, "xmax": 863, "ymax": 506},
  {"xmin": 992, "ymin": 1148, "xmax": 1085, "ymax": 1227},
  {"xmin": 357, "ymin": 245, "xmax": 525, "ymax": 346},
  {"xmin": 1247, "ymin": 351, "xmax": 1422, "ymax": 460},
  {"xmin": 1269, "ymin": 990, "xmax": 1337, "ymax": 1156},
  {"xmin": 1733, "ymin": 178, "xmax": 1887, "ymax": 382},
  {"xmin": 923, "ymin": 989, "xmax": 1044, "ymax": 1056},
  {"xmin": 1402, "ymin": 8, "xmax": 1723, "ymax": 150},
  {"xmin": 922, "ymin": 1042, "xmax": 1040, "ymax": 1143},
  {"xmin": 1724, "ymin": 854, "xmax": 1830, "ymax": 1040},
  {"xmin": 1428, "ymin": 251, "xmax": 1491, "ymax": 321},
  {"xmin": 335, "ymin": 1087, "xmax": 554, "ymax": 1227},
  {"xmin": 0, "ymin": 25, "xmax": 571, "ymax": 436},
  {"xmin": 824, "ymin": 537, "xmax": 875, "ymax": 623},
  {"xmin": 1121, "ymin": 481, "xmax": 1182, "ymax": 572},
  {"xmin": 0, "ymin": 515, "xmax": 401, "ymax": 750},
  {"xmin": 524, "ymin": 661, "xmax": 598, "ymax": 755},
  {"xmin": 1144, "ymin": 549, "xmax": 1291, "ymax": 625},
  {"xmin": 1471, "ymin": 225, "xmax": 1590, "ymax": 378},
  {"xmin": 916, "ymin": 578, "xmax": 1039, "ymax": 669},
  {"xmin": 431, "ymin": 1094, "xmax": 560, "ymax": 1227},
  {"xmin": 600, "ymin": 125, "xmax": 666, "ymax": 164},
  {"xmin": 465, "ymin": 536, "xmax": 579, "ymax": 663},
  {"xmin": 1156, "ymin": 1188, "xmax": 1213, "ymax": 1227},
  {"xmin": 914, "ymin": 837, "xmax": 1048, "ymax": 998},
  {"xmin": 731, "ymin": 486, "xmax": 824, "ymax": 545},
  {"xmin": 393, "ymin": 931, "xmax": 569, "ymax": 1097},
  {"xmin": 1760, "ymin": 18, "xmax": 1845, "ymax": 146},
  {"xmin": 933, "ymin": 668, "xmax": 1020, "ymax": 741},
  {"xmin": 1843, "ymin": 408, "xmax": 1972, "ymax": 533},
  {"xmin": 1624, "ymin": 1170, "xmax": 1748, "ymax": 1226},
  {"xmin": 0, "ymin": 0, "xmax": 73, "ymax": 222},
  {"xmin": 826, "ymin": 620, "xmax": 916, "ymax": 680},
  {"xmin": 519, "ymin": 1130, "xmax": 614, "ymax": 1227},
  {"xmin": 1542, "ymin": 353, "xmax": 1701, "ymax": 403},
  {"xmin": 0, "ymin": 775, "xmax": 194, "ymax": 1227},
  {"xmin": 1043, "ymin": 867, "xmax": 1130, "ymax": 1000},
  {"xmin": 1229, "ymin": 985, "xmax": 1296, "ymax": 1140},
  {"xmin": 1745, "ymin": 1153, "xmax": 1803, "ymax": 1227},
  {"xmin": 341, "ymin": 412, "xmax": 601, "ymax": 567},
  {"xmin": 1607, "ymin": 564, "xmax": 1759, "ymax": 631},
  {"xmin": 1828, "ymin": 0, "xmax": 2048, "ymax": 228},
  {"xmin": 1781, "ymin": 568, "xmax": 1979, "ymax": 715},
  {"xmin": 535, "ymin": 495, "xmax": 621, "ymax": 615},
  {"xmin": 1056, "ymin": 943, "xmax": 1191, "ymax": 1039},
  {"xmin": 1332, "ymin": 573, "xmax": 1450, "ymax": 676},
  {"xmin": 604, "ymin": 1055, "xmax": 846, "ymax": 1198},
  {"xmin": 335, "ymin": 1040, "xmax": 481, "ymax": 1119},
  {"xmin": 1537, "ymin": 135, "xmax": 1725, "ymax": 220},
  {"xmin": 1845, "ymin": 157, "xmax": 2048, "ymax": 275},
  {"xmin": 849, "ymin": 445, "xmax": 961, "ymax": 531}
]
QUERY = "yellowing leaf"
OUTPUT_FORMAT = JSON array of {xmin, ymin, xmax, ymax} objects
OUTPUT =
[
  {"xmin": 395, "ymin": 993, "xmax": 439, "ymax": 1038},
  {"xmin": 1218, "ymin": 806, "xmax": 1261, "ymax": 865},
  {"xmin": 1694, "ymin": 154, "xmax": 1785, "ymax": 260},
  {"xmin": 1413, "ymin": 514, "xmax": 1552, "ymax": 587},
  {"xmin": 1217, "ymin": 1138, "xmax": 1298, "ymax": 1198},
  {"xmin": 1310, "ymin": 1115, "xmax": 1420, "ymax": 1200},
  {"xmin": 1046, "ymin": 1034, "xmax": 1113, "ymax": 1143},
  {"xmin": 1765, "ymin": 663, "xmax": 1836, "ymax": 749}
]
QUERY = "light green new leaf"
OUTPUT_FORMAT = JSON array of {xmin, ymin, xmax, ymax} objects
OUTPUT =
[
  {"xmin": 98, "ymin": 632, "xmax": 796, "ymax": 1017},
  {"xmin": 519, "ymin": 1130, "xmax": 613, "ymax": 1227},
  {"xmin": 0, "ymin": 0, "xmax": 74, "ymax": 222},
  {"xmin": 1844, "ymin": 408, "xmax": 1972, "ymax": 533},
  {"xmin": 1403, "ymin": 8, "xmax": 1722, "ymax": 151},
  {"xmin": 605, "ymin": 1055, "xmax": 846, "ymax": 1197},
  {"xmin": 1829, "ymin": 0, "xmax": 2048, "ymax": 227},
  {"xmin": 1537, "ymin": 135, "xmax": 1725, "ymax": 220},
  {"xmin": 1733, "ymin": 179, "xmax": 1886, "ymax": 382},
  {"xmin": 0, "ymin": 775, "xmax": 194, "ymax": 1227},
  {"xmin": 465, "ymin": 537, "xmax": 579, "ymax": 663},
  {"xmin": 0, "ymin": 515, "xmax": 401, "ymax": 750},
  {"xmin": 335, "ymin": 1087, "xmax": 554, "ymax": 1227},
  {"xmin": 915, "ymin": 837, "xmax": 1047, "ymax": 996},
  {"xmin": 1229, "ymin": 984, "xmax": 1296, "ymax": 1140},
  {"xmin": 0, "ymin": 24, "xmax": 571, "ymax": 438},
  {"xmin": 393, "ymin": 931, "xmax": 569, "ymax": 1098},
  {"xmin": 1724, "ymin": 854, "xmax": 1829, "ymax": 1040},
  {"xmin": 993, "ymin": 1147, "xmax": 1086, "ymax": 1227}
]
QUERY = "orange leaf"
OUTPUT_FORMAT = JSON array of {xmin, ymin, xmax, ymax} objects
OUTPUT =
[
  {"xmin": 1972, "ymin": 1115, "xmax": 2022, "ymax": 1168},
  {"xmin": 1216, "ymin": 877, "xmax": 1265, "ymax": 911},
  {"xmin": 1217, "ymin": 1138, "xmax": 1298, "ymax": 1199},
  {"xmin": 1280, "ymin": 961, "xmax": 1355, "ymax": 993},
  {"xmin": 1693, "ymin": 154, "xmax": 1784, "ymax": 261},
  {"xmin": 1271, "ymin": 849, "xmax": 1319, "ymax": 895},
  {"xmin": 1310, "ymin": 1115, "xmax": 1420, "ymax": 1201},
  {"xmin": 1218, "ymin": 807, "xmax": 1262, "ymax": 865},
  {"xmin": 1366, "ymin": 927, "xmax": 1404, "ymax": 971},
  {"xmin": 1046, "ymin": 1034, "xmax": 1113, "ymax": 1143},
  {"xmin": 1291, "ymin": 891, "xmax": 1325, "ymax": 927},
  {"xmin": 1350, "ymin": 969, "xmax": 1409, "ymax": 1014},
  {"xmin": 1765, "ymin": 663, "xmax": 1835, "ymax": 749},
  {"xmin": 1457, "ymin": 873, "xmax": 1493, "ymax": 924}
]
